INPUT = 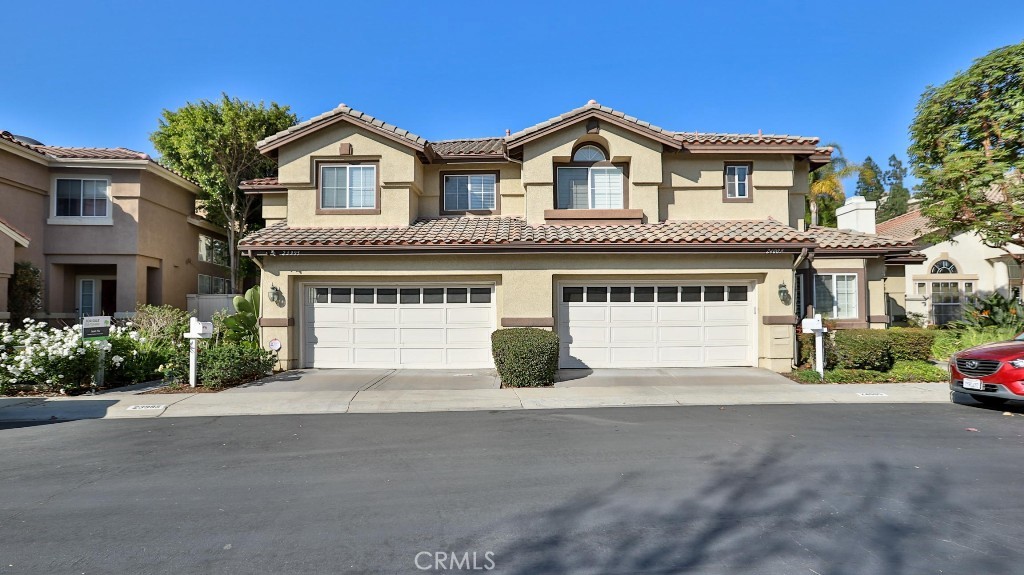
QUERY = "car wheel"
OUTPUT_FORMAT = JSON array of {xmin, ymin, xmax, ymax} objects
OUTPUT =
[{"xmin": 969, "ymin": 394, "xmax": 1008, "ymax": 406}]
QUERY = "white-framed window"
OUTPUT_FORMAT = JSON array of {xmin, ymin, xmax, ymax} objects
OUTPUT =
[
  {"xmin": 930, "ymin": 259, "xmax": 958, "ymax": 274},
  {"xmin": 198, "ymin": 274, "xmax": 230, "ymax": 295},
  {"xmin": 443, "ymin": 173, "xmax": 497, "ymax": 211},
  {"xmin": 814, "ymin": 273, "xmax": 858, "ymax": 319},
  {"xmin": 725, "ymin": 164, "xmax": 750, "ymax": 199},
  {"xmin": 198, "ymin": 234, "xmax": 229, "ymax": 267},
  {"xmin": 320, "ymin": 164, "xmax": 376, "ymax": 209},
  {"xmin": 573, "ymin": 145, "xmax": 606, "ymax": 162},
  {"xmin": 556, "ymin": 166, "xmax": 624, "ymax": 209},
  {"xmin": 79, "ymin": 279, "xmax": 95, "ymax": 317},
  {"xmin": 50, "ymin": 176, "xmax": 112, "ymax": 224}
]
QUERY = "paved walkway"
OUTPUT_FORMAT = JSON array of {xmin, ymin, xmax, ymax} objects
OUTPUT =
[{"xmin": 0, "ymin": 366, "xmax": 961, "ymax": 421}]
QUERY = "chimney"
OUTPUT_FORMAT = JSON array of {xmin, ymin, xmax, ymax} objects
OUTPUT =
[{"xmin": 836, "ymin": 195, "xmax": 877, "ymax": 234}]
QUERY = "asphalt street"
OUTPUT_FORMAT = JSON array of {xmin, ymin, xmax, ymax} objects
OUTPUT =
[{"xmin": 1, "ymin": 401, "xmax": 1022, "ymax": 574}]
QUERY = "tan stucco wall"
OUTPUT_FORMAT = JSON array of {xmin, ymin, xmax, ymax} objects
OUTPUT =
[
  {"xmin": 262, "ymin": 194, "xmax": 288, "ymax": 223},
  {"xmin": 420, "ymin": 162, "xmax": 525, "ymax": 218},
  {"xmin": 276, "ymin": 122, "xmax": 421, "ymax": 227},
  {"xmin": 0, "ymin": 148, "xmax": 49, "ymax": 272},
  {"xmin": 257, "ymin": 252, "xmax": 796, "ymax": 372},
  {"xmin": 661, "ymin": 154, "xmax": 796, "ymax": 222}
]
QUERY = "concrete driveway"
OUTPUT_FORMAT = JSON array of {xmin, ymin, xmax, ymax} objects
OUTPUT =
[{"xmin": 228, "ymin": 367, "xmax": 793, "ymax": 393}]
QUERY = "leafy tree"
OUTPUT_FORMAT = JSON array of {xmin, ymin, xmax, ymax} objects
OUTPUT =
[
  {"xmin": 151, "ymin": 94, "xmax": 296, "ymax": 292},
  {"xmin": 8, "ymin": 261, "xmax": 42, "ymax": 326},
  {"xmin": 808, "ymin": 143, "xmax": 858, "ymax": 227},
  {"xmin": 855, "ymin": 156, "xmax": 885, "ymax": 202},
  {"xmin": 877, "ymin": 155, "xmax": 911, "ymax": 222},
  {"xmin": 909, "ymin": 41, "xmax": 1024, "ymax": 277}
]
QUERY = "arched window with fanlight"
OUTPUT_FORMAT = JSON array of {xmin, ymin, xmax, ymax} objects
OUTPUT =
[
  {"xmin": 556, "ymin": 143, "xmax": 623, "ymax": 210},
  {"xmin": 930, "ymin": 260, "xmax": 958, "ymax": 274}
]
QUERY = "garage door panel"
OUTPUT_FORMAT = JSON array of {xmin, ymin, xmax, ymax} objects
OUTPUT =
[
  {"xmin": 610, "ymin": 306, "xmax": 656, "ymax": 323},
  {"xmin": 446, "ymin": 306, "xmax": 492, "ymax": 324},
  {"xmin": 705, "ymin": 345, "xmax": 751, "ymax": 363},
  {"xmin": 353, "ymin": 347, "xmax": 399, "ymax": 364},
  {"xmin": 447, "ymin": 327, "xmax": 493, "ymax": 344},
  {"xmin": 400, "ymin": 328, "xmax": 445, "ymax": 344},
  {"xmin": 566, "ymin": 306, "xmax": 607, "ymax": 322},
  {"xmin": 353, "ymin": 308, "xmax": 398, "ymax": 324},
  {"xmin": 353, "ymin": 328, "xmax": 397, "ymax": 344},
  {"xmin": 706, "ymin": 325, "xmax": 749, "ymax": 344},
  {"xmin": 399, "ymin": 308, "xmax": 445, "ymax": 324},
  {"xmin": 658, "ymin": 346, "xmax": 703, "ymax": 363},
  {"xmin": 657, "ymin": 306, "xmax": 701, "ymax": 322},
  {"xmin": 610, "ymin": 346, "xmax": 656, "ymax": 363},
  {"xmin": 563, "ymin": 346, "xmax": 609, "ymax": 368},
  {"xmin": 566, "ymin": 325, "xmax": 607, "ymax": 344},
  {"xmin": 659, "ymin": 325, "xmax": 702, "ymax": 343},
  {"xmin": 704, "ymin": 305, "xmax": 748, "ymax": 322},
  {"xmin": 446, "ymin": 347, "xmax": 493, "ymax": 364},
  {"xmin": 400, "ymin": 348, "xmax": 444, "ymax": 365},
  {"xmin": 309, "ymin": 327, "xmax": 351, "ymax": 345},
  {"xmin": 609, "ymin": 326, "xmax": 656, "ymax": 343},
  {"xmin": 306, "ymin": 307, "xmax": 352, "ymax": 324}
]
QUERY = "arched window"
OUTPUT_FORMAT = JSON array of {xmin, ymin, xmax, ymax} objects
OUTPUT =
[
  {"xmin": 931, "ymin": 260, "xmax": 958, "ymax": 274},
  {"xmin": 572, "ymin": 145, "xmax": 606, "ymax": 162}
]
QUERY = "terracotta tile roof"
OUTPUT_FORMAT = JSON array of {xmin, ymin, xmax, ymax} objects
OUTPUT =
[
  {"xmin": 239, "ymin": 217, "xmax": 814, "ymax": 249},
  {"xmin": 258, "ymin": 103, "xmax": 427, "ymax": 152},
  {"xmin": 32, "ymin": 146, "xmax": 151, "ymax": 160},
  {"xmin": 672, "ymin": 132, "xmax": 821, "ymax": 146},
  {"xmin": 875, "ymin": 208, "xmax": 933, "ymax": 240},
  {"xmin": 808, "ymin": 226, "xmax": 916, "ymax": 250},
  {"xmin": 506, "ymin": 100, "xmax": 682, "ymax": 147},
  {"xmin": 239, "ymin": 176, "xmax": 284, "ymax": 190},
  {"xmin": 0, "ymin": 215, "xmax": 31, "ymax": 246},
  {"xmin": 431, "ymin": 138, "xmax": 505, "ymax": 157},
  {"xmin": 0, "ymin": 131, "xmax": 48, "ymax": 156}
]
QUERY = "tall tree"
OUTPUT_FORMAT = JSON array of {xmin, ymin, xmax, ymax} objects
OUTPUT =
[
  {"xmin": 909, "ymin": 41, "xmax": 1024, "ymax": 277},
  {"xmin": 877, "ymin": 155, "xmax": 911, "ymax": 222},
  {"xmin": 855, "ymin": 156, "xmax": 885, "ymax": 202},
  {"xmin": 807, "ymin": 143, "xmax": 857, "ymax": 227},
  {"xmin": 151, "ymin": 94, "xmax": 296, "ymax": 292}
]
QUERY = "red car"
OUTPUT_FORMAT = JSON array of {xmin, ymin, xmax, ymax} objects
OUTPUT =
[{"xmin": 950, "ymin": 338, "xmax": 1024, "ymax": 405}]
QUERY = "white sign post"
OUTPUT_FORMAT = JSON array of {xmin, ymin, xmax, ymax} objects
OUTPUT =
[
  {"xmin": 183, "ymin": 317, "xmax": 214, "ymax": 388},
  {"xmin": 800, "ymin": 313, "xmax": 828, "ymax": 377}
]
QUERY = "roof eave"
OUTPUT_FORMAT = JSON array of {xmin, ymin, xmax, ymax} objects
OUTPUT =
[
  {"xmin": 257, "ymin": 114, "xmax": 426, "ymax": 157},
  {"xmin": 506, "ymin": 109, "xmax": 684, "ymax": 150},
  {"xmin": 239, "ymin": 241, "xmax": 817, "ymax": 255}
]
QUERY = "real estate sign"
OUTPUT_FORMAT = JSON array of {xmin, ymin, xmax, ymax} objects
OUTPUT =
[{"xmin": 82, "ymin": 316, "xmax": 112, "ymax": 341}]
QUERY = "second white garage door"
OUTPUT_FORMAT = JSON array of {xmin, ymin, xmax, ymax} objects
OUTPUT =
[
  {"xmin": 304, "ymin": 285, "xmax": 495, "ymax": 369},
  {"xmin": 558, "ymin": 283, "xmax": 755, "ymax": 368}
]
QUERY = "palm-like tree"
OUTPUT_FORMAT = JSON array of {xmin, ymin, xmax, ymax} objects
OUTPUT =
[{"xmin": 808, "ymin": 143, "xmax": 859, "ymax": 227}]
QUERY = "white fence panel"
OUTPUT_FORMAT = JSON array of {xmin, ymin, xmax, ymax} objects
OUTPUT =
[{"xmin": 187, "ymin": 294, "xmax": 238, "ymax": 322}]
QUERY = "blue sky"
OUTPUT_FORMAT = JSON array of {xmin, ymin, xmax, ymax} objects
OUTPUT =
[{"xmin": 2, "ymin": 1, "xmax": 1022, "ymax": 194}]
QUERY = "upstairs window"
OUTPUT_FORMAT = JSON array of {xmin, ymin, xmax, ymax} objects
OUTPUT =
[
  {"xmin": 443, "ymin": 173, "xmax": 497, "ymax": 212},
  {"xmin": 199, "ymin": 234, "xmax": 229, "ymax": 267},
  {"xmin": 320, "ymin": 164, "xmax": 377, "ymax": 210},
  {"xmin": 55, "ymin": 178, "xmax": 109, "ymax": 217},
  {"xmin": 930, "ymin": 260, "xmax": 957, "ymax": 274},
  {"xmin": 556, "ymin": 144, "xmax": 623, "ymax": 210},
  {"xmin": 724, "ymin": 163, "xmax": 751, "ymax": 201}
]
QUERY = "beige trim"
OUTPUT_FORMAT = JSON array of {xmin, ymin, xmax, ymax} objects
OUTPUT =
[
  {"xmin": 762, "ymin": 315, "xmax": 797, "ymax": 325},
  {"xmin": 868, "ymin": 315, "xmax": 890, "ymax": 324},
  {"xmin": 260, "ymin": 317, "xmax": 294, "ymax": 327},
  {"xmin": 543, "ymin": 208, "xmax": 644, "ymax": 225}
]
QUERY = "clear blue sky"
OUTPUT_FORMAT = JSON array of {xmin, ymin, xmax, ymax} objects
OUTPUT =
[{"xmin": 2, "ymin": 1, "xmax": 1022, "ymax": 194}]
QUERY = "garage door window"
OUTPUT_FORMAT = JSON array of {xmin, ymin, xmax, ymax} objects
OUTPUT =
[
  {"xmin": 704, "ymin": 286, "xmax": 725, "ymax": 301},
  {"xmin": 331, "ymin": 288, "xmax": 351, "ymax": 303},
  {"xmin": 400, "ymin": 289, "xmax": 421, "ymax": 304},
  {"xmin": 423, "ymin": 288, "xmax": 444, "ymax": 304},
  {"xmin": 470, "ymin": 288, "xmax": 492, "ymax": 303},
  {"xmin": 563, "ymin": 285, "xmax": 749, "ymax": 303},
  {"xmin": 354, "ymin": 288, "xmax": 374, "ymax": 303}
]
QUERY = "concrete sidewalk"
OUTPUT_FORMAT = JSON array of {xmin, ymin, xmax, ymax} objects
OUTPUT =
[{"xmin": 0, "ymin": 381, "xmax": 958, "ymax": 421}]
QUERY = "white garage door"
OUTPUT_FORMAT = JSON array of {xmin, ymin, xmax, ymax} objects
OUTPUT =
[
  {"xmin": 304, "ymin": 285, "xmax": 495, "ymax": 369},
  {"xmin": 558, "ymin": 283, "xmax": 755, "ymax": 368}
]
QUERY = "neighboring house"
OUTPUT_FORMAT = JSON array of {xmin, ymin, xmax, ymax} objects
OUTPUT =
[
  {"xmin": 0, "ymin": 131, "xmax": 229, "ymax": 322},
  {"xmin": 238, "ymin": 101, "xmax": 921, "ymax": 373},
  {"xmin": 876, "ymin": 204, "xmax": 1022, "ymax": 325}
]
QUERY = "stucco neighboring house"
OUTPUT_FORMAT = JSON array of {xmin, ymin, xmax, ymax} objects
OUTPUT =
[
  {"xmin": 0, "ymin": 131, "xmax": 230, "ymax": 323},
  {"xmin": 876, "ymin": 204, "xmax": 1023, "ymax": 325},
  {"xmin": 238, "ymin": 100, "xmax": 922, "ymax": 373}
]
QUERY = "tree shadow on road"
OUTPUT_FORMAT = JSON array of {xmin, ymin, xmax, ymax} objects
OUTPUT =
[{"xmin": 469, "ymin": 446, "xmax": 1015, "ymax": 575}]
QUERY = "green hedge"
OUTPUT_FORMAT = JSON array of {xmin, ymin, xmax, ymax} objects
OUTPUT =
[
  {"xmin": 887, "ymin": 329, "xmax": 937, "ymax": 361},
  {"xmin": 792, "ymin": 360, "xmax": 947, "ymax": 384},
  {"xmin": 834, "ymin": 330, "xmax": 893, "ymax": 371},
  {"xmin": 799, "ymin": 328, "xmax": 936, "ymax": 369},
  {"xmin": 198, "ymin": 343, "xmax": 276, "ymax": 389},
  {"xmin": 491, "ymin": 328, "xmax": 559, "ymax": 388}
]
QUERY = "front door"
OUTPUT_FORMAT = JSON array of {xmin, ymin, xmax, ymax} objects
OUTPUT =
[{"xmin": 78, "ymin": 277, "xmax": 117, "ymax": 319}]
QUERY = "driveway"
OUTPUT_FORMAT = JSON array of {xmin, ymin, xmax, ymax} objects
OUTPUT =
[{"xmin": 228, "ymin": 367, "xmax": 793, "ymax": 393}]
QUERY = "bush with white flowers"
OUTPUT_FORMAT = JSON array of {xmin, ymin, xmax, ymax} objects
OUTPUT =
[
  {"xmin": 0, "ymin": 319, "xmax": 103, "ymax": 394},
  {"xmin": 104, "ymin": 322, "xmax": 163, "ymax": 386}
]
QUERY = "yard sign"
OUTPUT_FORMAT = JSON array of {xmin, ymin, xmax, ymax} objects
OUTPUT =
[{"xmin": 82, "ymin": 316, "xmax": 112, "ymax": 341}]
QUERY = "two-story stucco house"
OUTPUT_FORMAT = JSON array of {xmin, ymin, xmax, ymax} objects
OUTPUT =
[
  {"xmin": 239, "ymin": 101, "xmax": 922, "ymax": 373},
  {"xmin": 0, "ymin": 131, "xmax": 230, "ymax": 323}
]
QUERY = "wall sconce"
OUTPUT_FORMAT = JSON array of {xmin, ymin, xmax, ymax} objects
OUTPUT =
[
  {"xmin": 778, "ymin": 282, "xmax": 791, "ymax": 305},
  {"xmin": 268, "ymin": 284, "xmax": 286, "ymax": 307}
]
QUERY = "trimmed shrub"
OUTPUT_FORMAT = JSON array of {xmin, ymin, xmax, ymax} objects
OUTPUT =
[
  {"xmin": 790, "ymin": 369, "xmax": 823, "ymax": 384},
  {"xmin": 491, "ymin": 328, "xmax": 559, "ymax": 388},
  {"xmin": 833, "ymin": 330, "xmax": 893, "ymax": 371},
  {"xmin": 798, "ymin": 331, "xmax": 837, "ymax": 368},
  {"xmin": 824, "ymin": 368, "xmax": 888, "ymax": 384},
  {"xmin": 197, "ymin": 343, "xmax": 276, "ymax": 389},
  {"xmin": 887, "ymin": 328, "xmax": 937, "ymax": 361}
]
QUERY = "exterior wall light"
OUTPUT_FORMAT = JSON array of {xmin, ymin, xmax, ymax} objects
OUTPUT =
[
  {"xmin": 778, "ymin": 282, "xmax": 791, "ymax": 305},
  {"xmin": 268, "ymin": 284, "xmax": 286, "ymax": 307}
]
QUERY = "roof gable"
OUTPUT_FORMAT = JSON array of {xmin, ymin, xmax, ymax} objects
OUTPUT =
[
  {"xmin": 875, "ymin": 208, "xmax": 933, "ymax": 240},
  {"xmin": 258, "ymin": 103, "xmax": 427, "ymax": 155},
  {"xmin": 505, "ymin": 101, "xmax": 684, "ymax": 150}
]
